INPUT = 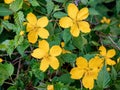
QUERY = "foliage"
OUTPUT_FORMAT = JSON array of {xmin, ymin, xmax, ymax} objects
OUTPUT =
[{"xmin": 0, "ymin": 0, "xmax": 120, "ymax": 90}]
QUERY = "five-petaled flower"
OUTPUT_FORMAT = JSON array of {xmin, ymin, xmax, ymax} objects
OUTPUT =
[
  {"xmin": 59, "ymin": 3, "xmax": 91, "ymax": 37},
  {"xmin": 99, "ymin": 45, "xmax": 116, "ymax": 65},
  {"xmin": 4, "ymin": 0, "xmax": 14, "ymax": 4},
  {"xmin": 70, "ymin": 56, "xmax": 103, "ymax": 89},
  {"xmin": 31, "ymin": 40, "xmax": 62, "ymax": 72},
  {"xmin": 26, "ymin": 13, "xmax": 49, "ymax": 43}
]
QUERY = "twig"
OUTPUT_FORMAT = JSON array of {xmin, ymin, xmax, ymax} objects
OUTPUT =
[
  {"xmin": 107, "ymin": 35, "xmax": 120, "ymax": 51},
  {"xmin": 16, "ymin": 59, "xmax": 21, "ymax": 79}
]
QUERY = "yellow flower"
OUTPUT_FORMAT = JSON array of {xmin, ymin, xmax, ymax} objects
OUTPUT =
[
  {"xmin": 47, "ymin": 85, "xmax": 54, "ymax": 90},
  {"xmin": 59, "ymin": 3, "xmax": 91, "ymax": 37},
  {"xmin": 26, "ymin": 13, "xmax": 49, "ymax": 43},
  {"xmin": 20, "ymin": 31, "xmax": 24, "ymax": 36},
  {"xmin": 61, "ymin": 42, "xmax": 71, "ymax": 54},
  {"xmin": 4, "ymin": 0, "xmax": 14, "ymax": 4},
  {"xmin": 31, "ymin": 40, "xmax": 62, "ymax": 72},
  {"xmin": 99, "ymin": 45, "xmax": 116, "ymax": 65},
  {"xmin": 70, "ymin": 56, "xmax": 103, "ymax": 89},
  {"xmin": 0, "ymin": 58, "xmax": 3, "ymax": 63},
  {"xmin": 101, "ymin": 17, "xmax": 111, "ymax": 24},
  {"xmin": 4, "ymin": 15, "xmax": 10, "ymax": 20}
]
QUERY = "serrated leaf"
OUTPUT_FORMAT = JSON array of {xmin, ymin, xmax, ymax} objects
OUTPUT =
[
  {"xmin": 89, "ymin": 8, "xmax": 100, "ymax": 15},
  {"xmin": 0, "ymin": 7, "xmax": 13, "ymax": 16},
  {"xmin": 10, "ymin": 0, "xmax": 23, "ymax": 12},
  {"xmin": 63, "ymin": 29, "xmax": 72, "ymax": 44},
  {"xmin": 54, "ymin": 0, "xmax": 65, "ymax": 3},
  {"xmin": 4, "ymin": 63, "xmax": 14, "ymax": 76},
  {"xmin": 53, "ymin": 11, "xmax": 67, "ymax": 18},
  {"xmin": 72, "ymin": 35, "xmax": 87, "ymax": 50},
  {"xmin": 46, "ymin": 0, "xmax": 54, "ymax": 14},
  {"xmin": 14, "ymin": 35, "xmax": 24, "ymax": 48},
  {"xmin": 96, "ymin": 66, "xmax": 111, "ymax": 89},
  {"xmin": 116, "ymin": 0, "xmax": 120, "ymax": 14},
  {"xmin": 14, "ymin": 11, "xmax": 25, "ymax": 27},
  {"xmin": 111, "ymin": 66, "xmax": 117, "ymax": 80},
  {"xmin": 29, "ymin": 0, "xmax": 39, "ymax": 6}
]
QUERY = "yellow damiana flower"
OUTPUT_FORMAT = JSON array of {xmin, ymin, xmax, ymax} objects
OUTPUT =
[
  {"xmin": 31, "ymin": 40, "xmax": 62, "ymax": 72},
  {"xmin": 70, "ymin": 56, "xmax": 103, "ymax": 89},
  {"xmin": 4, "ymin": 0, "xmax": 14, "ymax": 4},
  {"xmin": 59, "ymin": 3, "xmax": 91, "ymax": 37},
  {"xmin": 101, "ymin": 17, "xmax": 111, "ymax": 24},
  {"xmin": 47, "ymin": 85, "xmax": 54, "ymax": 90},
  {"xmin": 61, "ymin": 42, "xmax": 71, "ymax": 54},
  {"xmin": 99, "ymin": 45, "xmax": 116, "ymax": 65},
  {"xmin": 26, "ymin": 13, "xmax": 49, "ymax": 43},
  {"xmin": 0, "ymin": 58, "xmax": 3, "ymax": 63}
]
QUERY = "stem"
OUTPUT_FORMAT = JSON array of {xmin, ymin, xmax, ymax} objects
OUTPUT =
[{"xmin": 80, "ymin": 80, "xmax": 83, "ymax": 90}]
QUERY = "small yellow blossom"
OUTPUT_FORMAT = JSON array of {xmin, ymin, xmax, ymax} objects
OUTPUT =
[
  {"xmin": 47, "ymin": 85, "xmax": 54, "ymax": 90},
  {"xmin": 70, "ymin": 56, "xmax": 103, "ymax": 89},
  {"xmin": 117, "ymin": 57, "xmax": 120, "ymax": 63},
  {"xmin": 99, "ymin": 45, "xmax": 116, "ymax": 65},
  {"xmin": 101, "ymin": 17, "xmax": 111, "ymax": 24},
  {"xmin": 4, "ymin": 0, "xmax": 14, "ymax": 4},
  {"xmin": 61, "ymin": 42, "xmax": 71, "ymax": 54},
  {"xmin": 31, "ymin": 40, "xmax": 62, "ymax": 72},
  {"xmin": 59, "ymin": 3, "xmax": 91, "ymax": 37},
  {"xmin": 20, "ymin": 31, "xmax": 24, "ymax": 36},
  {"xmin": 4, "ymin": 16, "xmax": 10, "ymax": 20},
  {"xmin": 26, "ymin": 13, "xmax": 49, "ymax": 43},
  {"xmin": 0, "ymin": 58, "xmax": 3, "ymax": 63}
]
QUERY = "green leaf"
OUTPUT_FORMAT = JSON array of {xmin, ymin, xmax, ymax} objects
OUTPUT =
[
  {"xmin": 7, "ymin": 40, "xmax": 15, "ymax": 56},
  {"xmin": 72, "ymin": 35, "xmax": 87, "ymax": 50},
  {"xmin": 96, "ymin": 66, "xmax": 111, "ymax": 89},
  {"xmin": 58, "ymin": 74, "xmax": 74, "ymax": 84},
  {"xmin": 60, "ymin": 53, "xmax": 77, "ymax": 63},
  {"xmin": 63, "ymin": 29, "xmax": 72, "ymax": 44},
  {"xmin": 17, "ymin": 40, "xmax": 30, "ymax": 56},
  {"xmin": 29, "ymin": 0, "xmax": 39, "ymax": 6},
  {"xmin": 116, "ymin": 0, "xmax": 120, "ymax": 14},
  {"xmin": 14, "ymin": 35, "xmax": 24, "ymax": 48},
  {"xmin": 7, "ymin": 86, "xmax": 17, "ymax": 90},
  {"xmin": 81, "ymin": 0, "xmax": 88, "ymax": 5},
  {"xmin": 54, "ymin": 0, "xmax": 65, "ymax": 3},
  {"xmin": 111, "ymin": 66, "xmax": 117, "ymax": 80},
  {"xmin": 46, "ymin": 0, "xmax": 54, "ymax": 14},
  {"xmin": 4, "ymin": 63, "xmax": 14, "ymax": 76},
  {"xmin": 0, "ymin": 7, "xmax": 13, "ymax": 16},
  {"xmin": 10, "ymin": 0, "xmax": 23, "ymax": 12},
  {"xmin": 53, "ymin": 11, "xmax": 67, "ymax": 18},
  {"xmin": 89, "ymin": 8, "xmax": 100, "ymax": 15},
  {"xmin": 14, "ymin": 11, "xmax": 25, "ymax": 27}
]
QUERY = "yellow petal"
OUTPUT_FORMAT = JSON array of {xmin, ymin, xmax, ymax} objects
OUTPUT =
[
  {"xmin": 50, "ymin": 46, "xmax": 62, "ymax": 56},
  {"xmin": 77, "ymin": 7, "xmax": 89, "ymax": 20},
  {"xmin": 31, "ymin": 48, "xmax": 46, "ymax": 59},
  {"xmin": 47, "ymin": 85, "xmax": 54, "ymax": 90},
  {"xmin": 70, "ymin": 24, "xmax": 80, "ymax": 37},
  {"xmin": 4, "ymin": 0, "xmax": 14, "ymax": 4},
  {"xmin": 38, "ymin": 40, "xmax": 49, "ymax": 53},
  {"xmin": 28, "ymin": 30, "xmax": 38, "ymax": 43},
  {"xmin": 37, "ymin": 28, "xmax": 49, "ymax": 39},
  {"xmin": 37, "ymin": 16, "xmax": 49, "ymax": 28},
  {"xmin": 49, "ymin": 56, "xmax": 59, "ymax": 70},
  {"xmin": 78, "ymin": 21, "xmax": 91, "ymax": 33},
  {"xmin": 82, "ymin": 74, "xmax": 94, "ymax": 89},
  {"xmin": 76, "ymin": 57, "xmax": 88, "ymax": 69},
  {"xmin": 106, "ymin": 49, "xmax": 116, "ymax": 58},
  {"xmin": 99, "ymin": 45, "xmax": 106, "ymax": 56},
  {"xmin": 89, "ymin": 56, "xmax": 103, "ymax": 69},
  {"xmin": 68, "ymin": 3, "xmax": 78, "ymax": 19},
  {"xmin": 87, "ymin": 69, "xmax": 99, "ymax": 79},
  {"xmin": 106, "ymin": 58, "xmax": 116, "ymax": 65},
  {"xmin": 0, "ymin": 58, "xmax": 3, "ymax": 63},
  {"xmin": 70, "ymin": 67, "xmax": 84, "ymax": 79},
  {"xmin": 26, "ymin": 23, "xmax": 34, "ymax": 32},
  {"xmin": 40, "ymin": 58, "xmax": 49, "ymax": 72},
  {"xmin": 26, "ymin": 13, "xmax": 37, "ymax": 25},
  {"xmin": 59, "ymin": 17, "xmax": 73, "ymax": 28}
]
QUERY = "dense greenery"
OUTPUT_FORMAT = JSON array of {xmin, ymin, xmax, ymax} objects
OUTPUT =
[{"xmin": 0, "ymin": 0, "xmax": 120, "ymax": 90}]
